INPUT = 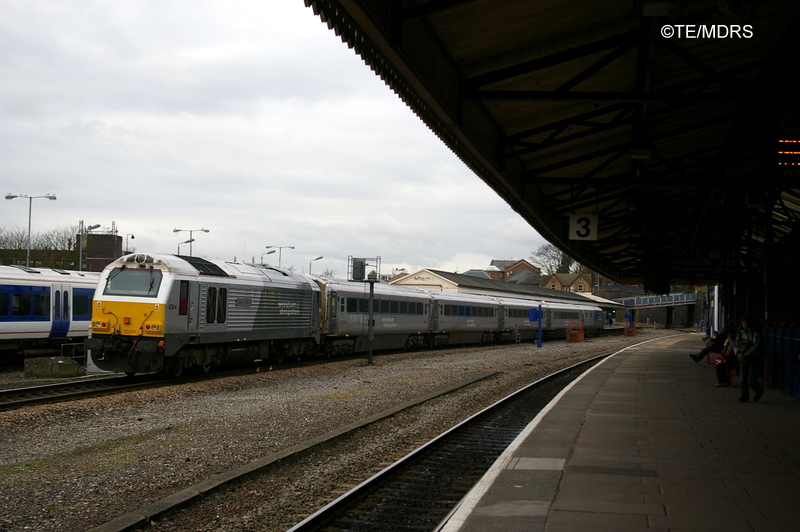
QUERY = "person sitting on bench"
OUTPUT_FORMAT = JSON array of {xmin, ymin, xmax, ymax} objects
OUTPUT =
[{"xmin": 689, "ymin": 327, "xmax": 728, "ymax": 363}]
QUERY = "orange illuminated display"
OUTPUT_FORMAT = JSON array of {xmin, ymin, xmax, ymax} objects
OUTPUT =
[{"xmin": 777, "ymin": 128, "xmax": 800, "ymax": 167}]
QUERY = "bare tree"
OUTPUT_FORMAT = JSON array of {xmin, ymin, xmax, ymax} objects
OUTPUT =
[
  {"xmin": 529, "ymin": 243, "xmax": 591, "ymax": 276},
  {"xmin": 1, "ymin": 225, "xmax": 77, "ymax": 251},
  {"xmin": 0, "ymin": 227, "xmax": 29, "ymax": 249},
  {"xmin": 39, "ymin": 225, "xmax": 78, "ymax": 251},
  {"xmin": 529, "ymin": 243, "xmax": 569, "ymax": 275},
  {"xmin": 321, "ymin": 268, "xmax": 338, "ymax": 278}
]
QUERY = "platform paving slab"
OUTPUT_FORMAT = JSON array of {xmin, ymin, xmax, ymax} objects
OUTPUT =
[{"xmin": 442, "ymin": 334, "xmax": 800, "ymax": 532}]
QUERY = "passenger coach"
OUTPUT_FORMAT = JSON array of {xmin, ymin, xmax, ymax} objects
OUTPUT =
[{"xmin": 0, "ymin": 265, "xmax": 100, "ymax": 359}]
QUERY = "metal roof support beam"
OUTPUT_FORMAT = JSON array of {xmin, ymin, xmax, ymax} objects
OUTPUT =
[{"xmin": 466, "ymin": 30, "xmax": 640, "ymax": 88}]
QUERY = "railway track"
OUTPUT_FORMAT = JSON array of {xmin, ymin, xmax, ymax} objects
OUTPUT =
[
  {"xmin": 287, "ymin": 356, "xmax": 603, "ymax": 532},
  {"xmin": 87, "ymin": 354, "xmax": 606, "ymax": 532},
  {"xmin": 0, "ymin": 375, "xmax": 148, "ymax": 411},
  {"xmin": 0, "ymin": 366, "xmax": 284, "ymax": 412},
  {"xmin": 0, "ymin": 340, "xmax": 600, "ymax": 412}
]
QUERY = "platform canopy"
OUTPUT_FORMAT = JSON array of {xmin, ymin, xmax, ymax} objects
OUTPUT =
[{"xmin": 306, "ymin": 0, "xmax": 800, "ymax": 293}]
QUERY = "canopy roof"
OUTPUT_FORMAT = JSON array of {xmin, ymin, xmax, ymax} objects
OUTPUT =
[{"xmin": 307, "ymin": 0, "xmax": 800, "ymax": 292}]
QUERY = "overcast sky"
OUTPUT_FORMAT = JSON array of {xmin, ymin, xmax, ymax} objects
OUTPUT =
[{"xmin": 0, "ymin": 0, "xmax": 546, "ymax": 276}]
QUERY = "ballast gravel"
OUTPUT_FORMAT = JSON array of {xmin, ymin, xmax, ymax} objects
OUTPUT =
[{"xmin": 0, "ymin": 329, "xmax": 683, "ymax": 531}]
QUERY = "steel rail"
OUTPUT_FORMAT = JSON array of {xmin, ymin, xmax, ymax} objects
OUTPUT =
[{"xmin": 286, "ymin": 354, "xmax": 609, "ymax": 531}]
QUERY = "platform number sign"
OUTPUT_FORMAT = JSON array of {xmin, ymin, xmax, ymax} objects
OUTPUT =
[{"xmin": 569, "ymin": 213, "xmax": 597, "ymax": 241}]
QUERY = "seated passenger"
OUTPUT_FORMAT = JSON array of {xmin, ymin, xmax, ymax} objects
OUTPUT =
[
  {"xmin": 689, "ymin": 327, "xmax": 728, "ymax": 363},
  {"xmin": 714, "ymin": 338, "xmax": 737, "ymax": 387}
]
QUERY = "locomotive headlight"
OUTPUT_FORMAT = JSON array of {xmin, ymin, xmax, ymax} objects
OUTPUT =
[{"xmin": 143, "ymin": 322, "xmax": 163, "ymax": 335}]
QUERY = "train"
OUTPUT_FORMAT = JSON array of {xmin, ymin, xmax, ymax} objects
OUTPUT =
[
  {"xmin": 84, "ymin": 253, "xmax": 604, "ymax": 376},
  {"xmin": 0, "ymin": 265, "xmax": 101, "ymax": 359}
]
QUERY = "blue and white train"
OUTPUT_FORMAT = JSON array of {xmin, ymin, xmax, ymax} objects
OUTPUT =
[
  {"xmin": 0, "ymin": 265, "xmax": 101, "ymax": 359},
  {"xmin": 85, "ymin": 253, "xmax": 604, "ymax": 376}
]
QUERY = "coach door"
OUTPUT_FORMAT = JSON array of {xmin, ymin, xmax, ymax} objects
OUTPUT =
[
  {"xmin": 177, "ymin": 280, "xmax": 198, "ymax": 331},
  {"xmin": 51, "ymin": 284, "xmax": 70, "ymax": 337}
]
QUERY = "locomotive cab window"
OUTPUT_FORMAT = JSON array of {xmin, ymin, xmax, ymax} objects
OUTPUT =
[{"xmin": 103, "ymin": 268, "xmax": 163, "ymax": 297}]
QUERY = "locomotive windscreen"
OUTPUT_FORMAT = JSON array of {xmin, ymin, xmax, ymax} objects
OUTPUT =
[{"xmin": 103, "ymin": 268, "xmax": 163, "ymax": 297}]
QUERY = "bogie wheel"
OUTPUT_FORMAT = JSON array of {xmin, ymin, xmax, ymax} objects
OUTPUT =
[{"xmin": 170, "ymin": 359, "xmax": 183, "ymax": 378}]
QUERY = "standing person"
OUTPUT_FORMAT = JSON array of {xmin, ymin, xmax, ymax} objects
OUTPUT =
[{"xmin": 734, "ymin": 317, "xmax": 763, "ymax": 402}]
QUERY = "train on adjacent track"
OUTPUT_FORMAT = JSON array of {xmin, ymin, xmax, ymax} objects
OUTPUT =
[
  {"xmin": 0, "ymin": 265, "xmax": 101, "ymax": 360},
  {"xmin": 85, "ymin": 253, "xmax": 605, "ymax": 376}
]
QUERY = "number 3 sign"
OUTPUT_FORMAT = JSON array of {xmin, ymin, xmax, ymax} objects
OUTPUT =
[{"xmin": 569, "ymin": 213, "xmax": 598, "ymax": 241}]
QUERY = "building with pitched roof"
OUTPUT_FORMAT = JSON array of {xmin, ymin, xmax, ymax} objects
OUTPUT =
[{"xmin": 543, "ymin": 273, "xmax": 593, "ymax": 294}]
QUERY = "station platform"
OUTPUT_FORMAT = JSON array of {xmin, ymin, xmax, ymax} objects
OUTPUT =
[{"xmin": 442, "ymin": 333, "xmax": 800, "ymax": 532}]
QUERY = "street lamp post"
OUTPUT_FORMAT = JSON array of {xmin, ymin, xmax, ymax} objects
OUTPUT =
[
  {"xmin": 125, "ymin": 234, "xmax": 135, "ymax": 253},
  {"xmin": 173, "ymin": 228, "xmax": 209, "ymax": 256},
  {"xmin": 178, "ymin": 238, "xmax": 195, "ymax": 254},
  {"xmin": 265, "ymin": 245, "xmax": 294, "ymax": 268},
  {"xmin": 309, "ymin": 256, "xmax": 323, "ymax": 274},
  {"xmin": 5, "ymin": 193, "xmax": 57, "ymax": 267},
  {"xmin": 260, "ymin": 250, "xmax": 276, "ymax": 264}
]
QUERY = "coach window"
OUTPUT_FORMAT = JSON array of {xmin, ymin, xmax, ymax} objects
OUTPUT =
[
  {"xmin": 63, "ymin": 291, "xmax": 69, "ymax": 319},
  {"xmin": 0, "ymin": 292, "xmax": 8, "ymax": 317},
  {"xmin": 347, "ymin": 298, "xmax": 357, "ymax": 313},
  {"xmin": 380, "ymin": 300, "xmax": 390, "ymax": 313},
  {"xmin": 73, "ymin": 293, "xmax": 90, "ymax": 319},
  {"xmin": 37, "ymin": 291, "xmax": 51, "ymax": 318},
  {"xmin": 207, "ymin": 287, "xmax": 217, "ymax": 324},
  {"xmin": 12, "ymin": 293, "xmax": 30, "ymax": 317},
  {"xmin": 399, "ymin": 301, "xmax": 408, "ymax": 314}
]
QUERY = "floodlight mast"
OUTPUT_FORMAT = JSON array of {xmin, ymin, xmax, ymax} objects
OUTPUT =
[{"xmin": 5, "ymin": 193, "xmax": 57, "ymax": 267}]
